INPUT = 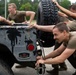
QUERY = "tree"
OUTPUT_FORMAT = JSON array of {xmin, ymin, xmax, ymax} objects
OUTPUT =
[
  {"xmin": 0, "ymin": 0, "xmax": 39, "ymax": 19},
  {"xmin": 9, "ymin": 0, "xmax": 21, "ymax": 10},
  {"xmin": 59, "ymin": 0, "xmax": 71, "ymax": 9},
  {"xmin": 20, "ymin": 2, "xmax": 32, "ymax": 11},
  {"xmin": 0, "ymin": 0, "xmax": 6, "ymax": 17}
]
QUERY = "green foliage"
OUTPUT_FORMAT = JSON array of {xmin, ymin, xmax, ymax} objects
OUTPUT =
[
  {"xmin": 20, "ymin": 2, "xmax": 32, "ymax": 11},
  {"xmin": 0, "ymin": 0, "xmax": 72, "ymax": 19},
  {"xmin": 59, "ymin": 0, "xmax": 71, "ymax": 9},
  {"xmin": 0, "ymin": 0, "xmax": 6, "ymax": 17},
  {"xmin": 9, "ymin": 0, "xmax": 21, "ymax": 10},
  {"xmin": 0, "ymin": 0, "xmax": 40, "ymax": 18}
]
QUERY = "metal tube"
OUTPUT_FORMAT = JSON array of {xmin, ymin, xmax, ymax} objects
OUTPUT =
[{"xmin": 5, "ymin": 0, "xmax": 7, "ymax": 18}]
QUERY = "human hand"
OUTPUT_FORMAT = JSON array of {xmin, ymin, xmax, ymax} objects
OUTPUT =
[
  {"xmin": 35, "ymin": 59, "xmax": 44, "ymax": 67},
  {"xmin": 22, "ymin": 21, "xmax": 27, "ymax": 24},
  {"xmin": 36, "ymin": 56, "xmax": 43, "ymax": 60},
  {"xmin": 10, "ymin": 20, "xmax": 15, "ymax": 25},
  {"xmin": 52, "ymin": 0, "xmax": 57, "ymax": 3},
  {"xmin": 27, "ymin": 21, "xmax": 30, "ymax": 24},
  {"xmin": 0, "ymin": 16, "xmax": 6, "ymax": 21},
  {"xmin": 29, "ymin": 23, "xmax": 38, "ymax": 28},
  {"xmin": 52, "ymin": 0, "xmax": 58, "ymax": 6},
  {"xmin": 22, "ymin": 21, "xmax": 32, "ymax": 26}
]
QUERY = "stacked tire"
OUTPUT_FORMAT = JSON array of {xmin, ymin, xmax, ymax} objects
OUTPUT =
[{"xmin": 37, "ymin": 0, "xmax": 59, "ymax": 47}]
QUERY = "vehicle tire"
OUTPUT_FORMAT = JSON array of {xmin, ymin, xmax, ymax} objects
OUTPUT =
[
  {"xmin": 0, "ymin": 52, "xmax": 15, "ymax": 68},
  {"xmin": 0, "ymin": 59, "xmax": 14, "ymax": 75},
  {"xmin": 37, "ymin": 0, "xmax": 59, "ymax": 47}
]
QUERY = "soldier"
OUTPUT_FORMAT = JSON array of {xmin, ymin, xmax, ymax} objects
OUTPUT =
[
  {"xmin": 35, "ymin": 22, "xmax": 76, "ymax": 74},
  {"xmin": 8, "ymin": 3, "xmax": 35, "ymax": 24},
  {"xmin": 0, "ymin": 16, "xmax": 14, "ymax": 25}
]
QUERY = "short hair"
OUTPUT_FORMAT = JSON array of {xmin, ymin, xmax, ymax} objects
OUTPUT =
[
  {"xmin": 69, "ymin": 4, "xmax": 76, "ymax": 10},
  {"xmin": 59, "ymin": 16, "xmax": 69, "ymax": 22},
  {"xmin": 8, "ymin": 3, "xmax": 17, "ymax": 9},
  {"xmin": 53, "ymin": 22, "xmax": 69, "ymax": 32}
]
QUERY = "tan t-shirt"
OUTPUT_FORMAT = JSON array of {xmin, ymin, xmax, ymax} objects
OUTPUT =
[
  {"xmin": 8, "ymin": 11, "xmax": 26, "ymax": 23},
  {"xmin": 67, "ymin": 20, "xmax": 76, "ymax": 31},
  {"xmin": 63, "ymin": 32, "xmax": 76, "ymax": 49}
]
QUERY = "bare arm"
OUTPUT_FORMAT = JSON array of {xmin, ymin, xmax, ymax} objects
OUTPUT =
[
  {"xmin": 58, "ymin": 11, "xmax": 68, "ymax": 17},
  {"xmin": 0, "ymin": 16, "xmax": 12, "ymax": 25},
  {"xmin": 30, "ymin": 24, "xmax": 55, "ymax": 32},
  {"xmin": 44, "ymin": 44, "xmax": 66, "ymax": 59},
  {"xmin": 44, "ymin": 48, "xmax": 75, "ymax": 64},
  {"xmin": 36, "ymin": 45, "xmax": 75, "ymax": 66},
  {"xmin": 25, "ymin": 11, "xmax": 35, "ymax": 23},
  {"xmin": 52, "ymin": 0, "xmax": 76, "ymax": 18}
]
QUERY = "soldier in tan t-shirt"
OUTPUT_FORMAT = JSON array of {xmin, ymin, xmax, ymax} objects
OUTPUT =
[
  {"xmin": 8, "ymin": 3, "xmax": 35, "ymax": 24},
  {"xmin": 63, "ymin": 32, "xmax": 76, "ymax": 49},
  {"xmin": 0, "ymin": 16, "xmax": 14, "ymax": 25},
  {"xmin": 35, "ymin": 22, "xmax": 76, "ymax": 73},
  {"xmin": 67, "ymin": 20, "xmax": 76, "ymax": 31},
  {"xmin": 30, "ymin": 17, "xmax": 76, "ymax": 72},
  {"xmin": 30, "ymin": 17, "xmax": 76, "ymax": 32}
]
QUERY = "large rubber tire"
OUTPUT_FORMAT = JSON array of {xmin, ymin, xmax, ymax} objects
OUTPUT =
[
  {"xmin": 0, "ymin": 50, "xmax": 15, "ymax": 68},
  {"xmin": 0, "ymin": 59, "xmax": 14, "ymax": 75},
  {"xmin": 37, "ymin": 0, "xmax": 59, "ymax": 47}
]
